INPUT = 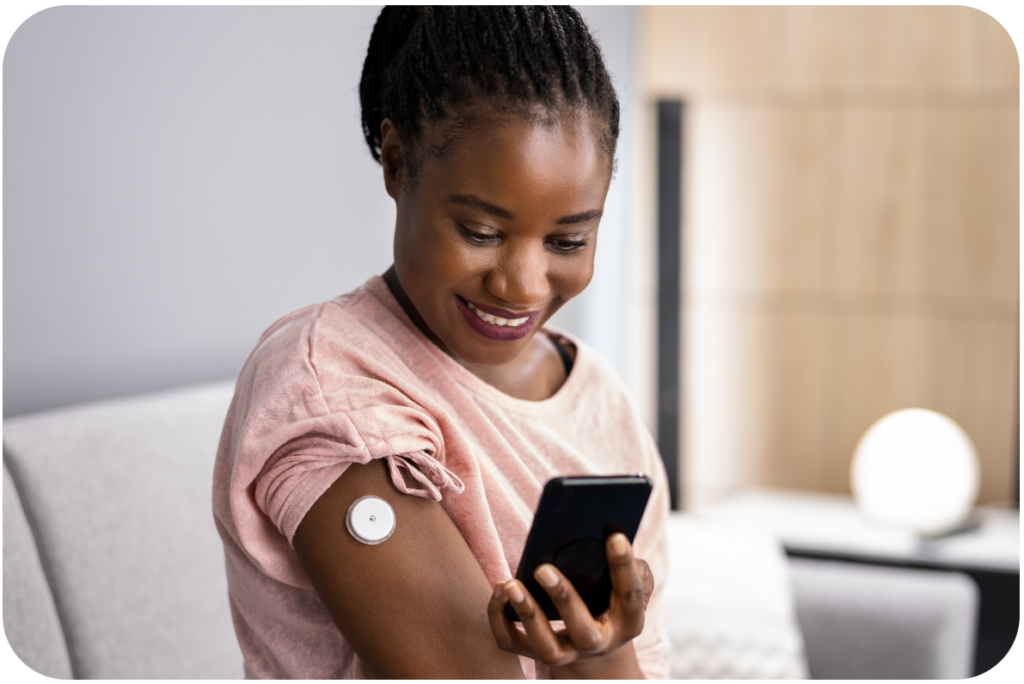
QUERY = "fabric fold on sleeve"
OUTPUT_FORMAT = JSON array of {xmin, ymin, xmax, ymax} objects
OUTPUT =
[
  {"xmin": 386, "ymin": 451, "xmax": 466, "ymax": 501},
  {"xmin": 249, "ymin": 404, "xmax": 465, "ymax": 561}
]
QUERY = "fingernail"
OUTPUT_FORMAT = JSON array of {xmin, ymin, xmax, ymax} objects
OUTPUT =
[
  {"xmin": 506, "ymin": 581, "xmax": 526, "ymax": 604},
  {"xmin": 611, "ymin": 533, "xmax": 629, "ymax": 557},
  {"xmin": 535, "ymin": 564, "xmax": 558, "ymax": 588},
  {"xmin": 493, "ymin": 582, "xmax": 503, "ymax": 599}
]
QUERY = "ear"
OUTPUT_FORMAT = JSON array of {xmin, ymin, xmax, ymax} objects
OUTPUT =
[{"xmin": 380, "ymin": 119, "xmax": 405, "ymax": 200}]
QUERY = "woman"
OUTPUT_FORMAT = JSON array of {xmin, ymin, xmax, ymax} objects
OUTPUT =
[{"xmin": 213, "ymin": 6, "xmax": 670, "ymax": 678}]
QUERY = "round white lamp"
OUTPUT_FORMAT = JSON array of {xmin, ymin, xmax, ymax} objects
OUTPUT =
[{"xmin": 850, "ymin": 408, "xmax": 979, "ymax": 536}]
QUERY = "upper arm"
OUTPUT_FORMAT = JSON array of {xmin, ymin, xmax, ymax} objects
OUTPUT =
[{"xmin": 292, "ymin": 458, "xmax": 525, "ymax": 679}]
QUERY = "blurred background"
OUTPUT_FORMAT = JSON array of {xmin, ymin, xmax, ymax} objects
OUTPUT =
[
  {"xmin": 3, "ymin": 4, "xmax": 635, "ymax": 414},
  {"xmin": 4, "ymin": 4, "xmax": 1017, "ymax": 511},
  {"xmin": 2, "ymin": 5, "xmax": 1020, "ymax": 679},
  {"xmin": 637, "ymin": 6, "xmax": 1019, "ymax": 513}
]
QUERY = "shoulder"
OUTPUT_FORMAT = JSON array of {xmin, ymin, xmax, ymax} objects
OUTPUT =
[
  {"xmin": 241, "ymin": 278, "xmax": 404, "ymax": 384},
  {"xmin": 250, "ymin": 283, "xmax": 376, "ymax": 355},
  {"xmin": 215, "ymin": 279, "xmax": 449, "ymax": 573},
  {"xmin": 561, "ymin": 334, "xmax": 636, "ymax": 412},
  {"xmin": 225, "ymin": 277, "xmax": 435, "ymax": 442}
]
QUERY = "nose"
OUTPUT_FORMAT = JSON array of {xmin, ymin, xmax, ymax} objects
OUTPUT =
[{"xmin": 484, "ymin": 241, "xmax": 550, "ymax": 309}]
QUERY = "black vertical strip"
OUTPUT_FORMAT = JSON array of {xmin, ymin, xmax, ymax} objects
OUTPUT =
[{"xmin": 656, "ymin": 100, "xmax": 683, "ymax": 510}]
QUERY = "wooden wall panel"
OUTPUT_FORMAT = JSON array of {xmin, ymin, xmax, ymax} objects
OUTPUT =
[
  {"xmin": 645, "ymin": 5, "xmax": 1019, "ymax": 94},
  {"xmin": 640, "ymin": 6, "xmax": 1019, "ymax": 509},
  {"xmin": 922, "ymin": 109, "xmax": 1020, "ymax": 299},
  {"xmin": 683, "ymin": 299, "xmax": 1018, "ymax": 507},
  {"xmin": 686, "ymin": 107, "xmax": 1019, "ymax": 298}
]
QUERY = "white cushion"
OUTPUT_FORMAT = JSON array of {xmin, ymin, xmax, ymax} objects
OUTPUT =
[
  {"xmin": 3, "ymin": 464, "xmax": 74, "ymax": 678},
  {"xmin": 662, "ymin": 513, "xmax": 810, "ymax": 678}
]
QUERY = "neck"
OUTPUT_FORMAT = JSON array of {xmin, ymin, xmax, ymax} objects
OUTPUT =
[{"xmin": 382, "ymin": 265, "xmax": 451, "ymax": 356}]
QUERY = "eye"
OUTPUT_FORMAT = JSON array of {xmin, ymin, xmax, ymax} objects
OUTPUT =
[
  {"xmin": 458, "ymin": 224, "xmax": 500, "ymax": 245},
  {"xmin": 547, "ymin": 238, "xmax": 588, "ymax": 254}
]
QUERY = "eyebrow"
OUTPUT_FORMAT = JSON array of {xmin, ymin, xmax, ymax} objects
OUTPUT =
[
  {"xmin": 449, "ymin": 194, "xmax": 514, "ymax": 220},
  {"xmin": 448, "ymin": 194, "xmax": 603, "ymax": 225},
  {"xmin": 556, "ymin": 209, "xmax": 603, "ymax": 225}
]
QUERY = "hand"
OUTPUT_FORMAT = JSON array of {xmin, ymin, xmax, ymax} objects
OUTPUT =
[{"xmin": 487, "ymin": 533, "xmax": 654, "ymax": 678}]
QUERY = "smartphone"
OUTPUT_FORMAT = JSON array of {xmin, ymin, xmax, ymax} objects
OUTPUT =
[{"xmin": 504, "ymin": 474, "xmax": 653, "ymax": 622}]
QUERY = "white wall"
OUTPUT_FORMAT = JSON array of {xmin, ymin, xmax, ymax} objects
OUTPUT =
[
  {"xmin": 2, "ymin": 6, "xmax": 639, "ymax": 418},
  {"xmin": 552, "ymin": 5, "xmax": 638, "ymax": 390}
]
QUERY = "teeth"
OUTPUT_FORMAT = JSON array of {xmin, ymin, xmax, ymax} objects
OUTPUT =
[{"xmin": 467, "ymin": 302, "xmax": 529, "ymax": 328}]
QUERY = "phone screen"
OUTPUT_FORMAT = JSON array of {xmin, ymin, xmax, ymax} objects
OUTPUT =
[{"xmin": 506, "ymin": 474, "xmax": 652, "ymax": 621}]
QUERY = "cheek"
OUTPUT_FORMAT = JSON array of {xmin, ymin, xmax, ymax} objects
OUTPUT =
[
  {"xmin": 549, "ymin": 252, "xmax": 595, "ymax": 299},
  {"xmin": 393, "ymin": 212, "xmax": 489, "ymax": 293}
]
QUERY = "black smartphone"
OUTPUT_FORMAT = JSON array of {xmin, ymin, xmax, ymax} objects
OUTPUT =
[{"xmin": 504, "ymin": 474, "xmax": 653, "ymax": 622}]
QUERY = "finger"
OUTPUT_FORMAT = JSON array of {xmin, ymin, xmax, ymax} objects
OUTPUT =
[
  {"xmin": 505, "ymin": 579, "xmax": 577, "ymax": 667},
  {"xmin": 486, "ymin": 582, "xmax": 534, "ymax": 656},
  {"xmin": 533, "ymin": 563, "xmax": 609, "ymax": 655},
  {"xmin": 639, "ymin": 558, "xmax": 655, "ymax": 607},
  {"xmin": 606, "ymin": 534, "xmax": 647, "ymax": 635}
]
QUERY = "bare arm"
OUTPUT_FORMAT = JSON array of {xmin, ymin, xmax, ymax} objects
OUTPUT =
[{"xmin": 292, "ymin": 458, "xmax": 525, "ymax": 678}]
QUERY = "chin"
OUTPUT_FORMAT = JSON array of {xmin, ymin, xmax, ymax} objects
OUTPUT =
[{"xmin": 455, "ymin": 341, "xmax": 529, "ymax": 367}]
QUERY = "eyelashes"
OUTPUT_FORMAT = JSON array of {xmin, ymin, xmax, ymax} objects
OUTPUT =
[
  {"xmin": 457, "ymin": 224, "xmax": 588, "ymax": 254},
  {"xmin": 548, "ymin": 238, "xmax": 588, "ymax": 253},
  {"xmin": 458, "ymin": 224, "xmax": 499, "ymax": 245}
]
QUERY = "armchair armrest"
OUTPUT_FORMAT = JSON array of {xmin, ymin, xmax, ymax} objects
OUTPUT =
[{"xmin": 789, "ymin": 558, "xmax": 977, "ymax": 679}]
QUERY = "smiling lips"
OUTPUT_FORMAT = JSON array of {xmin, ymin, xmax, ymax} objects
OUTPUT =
[
  {"xmin": 466, "ymin": 301, "xmax": 531, "ymax": 328},
  {"xmin": 455, "ymin": 295, "xmax": 541, "ymax": 342}
]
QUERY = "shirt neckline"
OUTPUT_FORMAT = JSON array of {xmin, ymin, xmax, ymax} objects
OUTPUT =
[{"xmin": 363, "ymin": 275, "xmax": 586, "ymax": 414}]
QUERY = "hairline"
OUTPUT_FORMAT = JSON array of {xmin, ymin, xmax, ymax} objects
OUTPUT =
[{"xmin": 395, "ymin": 102, "xmax": 617, "ymax": 191}]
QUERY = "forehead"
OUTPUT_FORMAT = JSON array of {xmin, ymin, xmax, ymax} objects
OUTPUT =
[{"xmin": 414, "ymin": 113, "xmax": 612, "ymax": 213}]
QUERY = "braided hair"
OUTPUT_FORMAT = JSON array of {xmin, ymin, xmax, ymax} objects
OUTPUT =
[{"xmin": 359, "ymin": 6, "xmax": 619, "ymax": 178}]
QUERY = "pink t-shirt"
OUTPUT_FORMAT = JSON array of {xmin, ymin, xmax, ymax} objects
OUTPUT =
[{"xmin": 212, "ymin": 276, "xmax": 671, "ymax": 678}]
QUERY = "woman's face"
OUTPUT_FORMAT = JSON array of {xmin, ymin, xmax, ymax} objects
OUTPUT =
[{"xmin": 382, "ymin": 112, "xmax": 612, "ymax": 367}]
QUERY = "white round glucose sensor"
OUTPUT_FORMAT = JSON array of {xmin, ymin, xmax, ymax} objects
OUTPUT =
[{"xmin": 346, "ymin": 496, "xmax": 396, "ymax": 545}]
